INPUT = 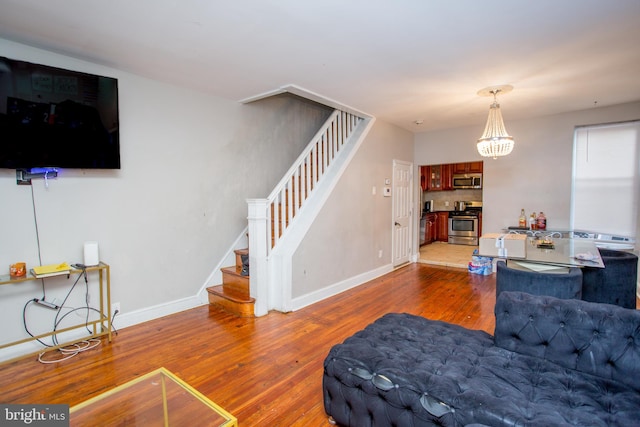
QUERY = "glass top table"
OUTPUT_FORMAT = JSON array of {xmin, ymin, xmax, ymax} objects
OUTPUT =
[
  {"xmin": 514, "ymin": 237, "xmax": 605, "ymax": 268},
  {"xmin": 70, "ymin": 367, "xmax": 237, "ymax": 426}
]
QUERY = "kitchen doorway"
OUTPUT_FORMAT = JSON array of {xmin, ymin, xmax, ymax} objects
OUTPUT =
[{"xmin": 419, "ymin": 241, "xmax": 477, "ymax": 269}]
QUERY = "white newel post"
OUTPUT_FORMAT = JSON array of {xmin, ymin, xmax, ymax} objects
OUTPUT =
[{"xmin": 247, "ymin": 199, "xmax": 269, "ymax": 316}]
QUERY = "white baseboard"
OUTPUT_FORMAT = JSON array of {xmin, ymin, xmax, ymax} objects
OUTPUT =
[
  {"xmin": 0, "ymin": 339, "xmax": 58, "ymax": 363},
  {"xmin": 0, "ymin": 296, "xmax": 206, "ymax": 363},
  {"xmin": 289, "ymin": 263, "xmax": 394, "ymax": 312},
  {"xmin": 112, "ymin": 296, "xmax": 205, "ymax": 331}
]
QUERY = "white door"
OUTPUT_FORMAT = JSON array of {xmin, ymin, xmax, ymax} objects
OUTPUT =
[{"xmin": 392, "ymin": 160, "xmax": 413, "ymax": 267}]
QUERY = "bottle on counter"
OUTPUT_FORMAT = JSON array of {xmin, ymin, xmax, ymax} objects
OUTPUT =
[
  {"xmin": 537, "ymin": 211, "xmax": 547, "ymax": 230},
  {"xmin": 529, "ymin": 212, "xmax": 537, "ymax": 230},
  {"xmin": 519, "ymin": 209, "xmax": 527, "ymax": 228}
]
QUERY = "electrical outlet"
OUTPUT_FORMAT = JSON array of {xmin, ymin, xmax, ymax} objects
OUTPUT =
[{"xmin": 112, "ymin": 302, "xmax": 121, "ymax": 314}]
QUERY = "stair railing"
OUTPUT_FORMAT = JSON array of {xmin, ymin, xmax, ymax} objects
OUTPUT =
[{"xmin": 266, "ymin": 110, "xmax": 361, "ymax": 254}]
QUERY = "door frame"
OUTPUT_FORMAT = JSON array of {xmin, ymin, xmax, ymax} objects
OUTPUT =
[{"xmin": 392, "ymin": 159, "xmax": 413, "ymax": 267}]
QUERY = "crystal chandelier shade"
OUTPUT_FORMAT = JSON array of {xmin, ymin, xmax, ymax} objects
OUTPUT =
[{"xmin": 476, "ymin": 87, "xmax": 514, "ymax": 159}]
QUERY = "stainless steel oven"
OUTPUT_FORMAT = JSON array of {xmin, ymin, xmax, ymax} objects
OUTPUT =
[
  {"xmin": 448, "ymin": 201, "xmax": 482, "ymax": 245},
  {"xmin": 448, "ymin": 214, "xmax": 479, "ymax": 245}
]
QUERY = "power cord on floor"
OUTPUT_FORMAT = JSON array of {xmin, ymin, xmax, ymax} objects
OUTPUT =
[{"xmin": 38, "ymin": 339, "xmax": 101, "ymax": 364}]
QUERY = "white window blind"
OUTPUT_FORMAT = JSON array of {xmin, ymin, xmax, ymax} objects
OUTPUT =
[{"xmin": 571, "ymin": 121, "xmax": 640, "ymax": 237}]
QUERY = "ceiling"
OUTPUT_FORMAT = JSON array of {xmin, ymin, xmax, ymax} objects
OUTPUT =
[{"xmin": 1, "ymin": 0, "xmax": 639, "ymax": 133}]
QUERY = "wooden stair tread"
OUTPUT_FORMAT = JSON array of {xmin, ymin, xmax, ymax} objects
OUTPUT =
[
  {"xmin": 207, "ymin": 285, "xmax": 255, "ymax": 318},
  {"xmin": 221, "ymin": 266, "xmax": 246, "ymax": 277},
  {"xmin": 207, "ymin": 285, "xmax": 254, "ymax": 303}
]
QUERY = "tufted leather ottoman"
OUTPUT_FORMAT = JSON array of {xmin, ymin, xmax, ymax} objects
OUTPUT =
[
  {"xmin": 581, "ymin": 248, "xmax": 638, "ymax": 308},
  {"xmin": 495, "ymin": 260, "xmax": 583, "ymax": 300},
  {"xmin": 323, "ymin": 292, "xmax": 640, "ymax": 426}
]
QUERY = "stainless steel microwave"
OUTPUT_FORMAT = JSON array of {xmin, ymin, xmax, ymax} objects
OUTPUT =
[{"xmin": 452, "ymin": 173, "xmax": 482, "ymax": 189}]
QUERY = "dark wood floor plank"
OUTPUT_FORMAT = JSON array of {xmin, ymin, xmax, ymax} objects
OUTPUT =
[{"xmin": 0, "ymin": 264, "xmax": 496, "ymax": 425}]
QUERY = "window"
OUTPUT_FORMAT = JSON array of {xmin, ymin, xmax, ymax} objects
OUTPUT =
[{"xmin": 571, "ymin": 121, "xmax": 640, "ymax": 238}]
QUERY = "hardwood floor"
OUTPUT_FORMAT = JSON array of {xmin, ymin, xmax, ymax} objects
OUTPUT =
[{"xmin": 0, "ymin": 263, "xmax": 496, "ymax": 426}]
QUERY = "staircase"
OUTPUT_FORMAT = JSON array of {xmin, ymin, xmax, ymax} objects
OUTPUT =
[
  {"xmin": 206, "ymin": 248, "xmax": 255, "ymax": 317},
  {"xmin": 208, "ymin": 100, "xmax": 369, "ymax": 317}
]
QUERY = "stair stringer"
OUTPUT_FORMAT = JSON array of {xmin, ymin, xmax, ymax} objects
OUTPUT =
[
  {"xmin": 196, "ymin": 227, "xmax": 248, "ymax": 304},
  {"xmin": 263, "ymin": 116, "xmax": 375, "ymax": 314}
]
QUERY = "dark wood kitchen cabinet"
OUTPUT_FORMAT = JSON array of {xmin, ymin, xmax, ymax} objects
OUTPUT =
[
  {"xmin": 424, "ymin": 213, "xmax": 437, "ymax": 244},
  {"xmin": 426, "ymin": 164, "xmax": 453, "ymax": 191},
  {"xmin": 436, "ymin": 211, "xmax": 449, "ymax": 242},
  {"xmin": 452, "ymin": 162, "xmax": 483, "ymax": 174},
  {"xmin": 420, "ymin": 166, "xmax": 429, "ymax": 191}
]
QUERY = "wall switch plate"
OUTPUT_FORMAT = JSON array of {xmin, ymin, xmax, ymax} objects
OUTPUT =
[{"xmin": 383, "ymin": 187, "xmax": 391, "ymax": 197}]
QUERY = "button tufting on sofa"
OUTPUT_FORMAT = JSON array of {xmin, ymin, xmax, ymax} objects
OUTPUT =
[{"xmin": 323, "ymin": 292, "xmax": 640, "ymax": 426}]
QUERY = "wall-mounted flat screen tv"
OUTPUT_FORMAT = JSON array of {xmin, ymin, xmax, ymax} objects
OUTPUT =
[{"xmin": 0, "ymin": 55, "xmax": 120, "ymax": 169}]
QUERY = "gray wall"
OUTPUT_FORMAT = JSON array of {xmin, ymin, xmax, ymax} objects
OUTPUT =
[
  {"xmin": 0, "ymin": 39, "xmax": 332, "ymax": 358},
  {"xmin": 292, "ymin": 120, "xmax": 414, "ymax": 300}
]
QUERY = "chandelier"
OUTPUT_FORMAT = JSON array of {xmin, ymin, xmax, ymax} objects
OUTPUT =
[{"xmin": 476, "ymin": 85, "xmax": 514, "ymax": 159}]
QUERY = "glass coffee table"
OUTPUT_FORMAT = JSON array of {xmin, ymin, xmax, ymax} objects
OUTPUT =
[{"xmin": 70, "ymin": 367, "xmax": 237, "ymax": 426}]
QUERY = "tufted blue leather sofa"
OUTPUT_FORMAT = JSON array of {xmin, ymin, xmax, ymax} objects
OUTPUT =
[{"xmin": 323, "ymin": 291, "xmax": 640, "ymax": 426}]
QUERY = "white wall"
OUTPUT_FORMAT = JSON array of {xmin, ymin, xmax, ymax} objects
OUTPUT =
[
  {"xmin": 415, "ymin": 101, "xmax": 640, "ymax": 236},
  {"xmin": 291, "ymin": 120, "xmax": 414, "ymax": 303},
  {"xmin": 0, "ymin": 39, "xmax": 332, "ymax": 360}
]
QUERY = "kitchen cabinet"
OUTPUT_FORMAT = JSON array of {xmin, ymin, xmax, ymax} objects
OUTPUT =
[
  {"xmin": 426, "ymin": 166, "xmax": 439, "ymax": 191},
  {"xmin": 452, "ymin": 162, "xmax": 483, "ymax": 174},
  {"xmin": 424, "ymin": 213, "xmax": 437, "ymax": 244},
  {"xmin": 426, "ymin": 164, "xmax": 453, "ymax": 191},
  {"xmin": 436, "ymin": 211, "xmax": 449, "ymax": 242},
  {"xmin": 420, "ymin": 166, "xmax": 429, "ymax": 191}
]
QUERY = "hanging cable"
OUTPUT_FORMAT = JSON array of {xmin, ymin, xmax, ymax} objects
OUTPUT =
[
  {"xmin": 29, "ymin": 184, "xmax": 43, "ymax": 267},
  {"xmin": 51, "ymin": 270, "xmax": 87, "ymax": 346},
  {"xmin": 22, "ymin": 299, "xmax": 53, "ymax": 347},
  {"xmin": 29, "ymin": 184, "xmax": 51, "ymax": 300},
  {"xmin": 24, "ymin": 182, "xmax": 106, "ymax": 364},
  {"xmin": 24, "ymin": 267, "xmax": 107, "ymax": 363}
]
